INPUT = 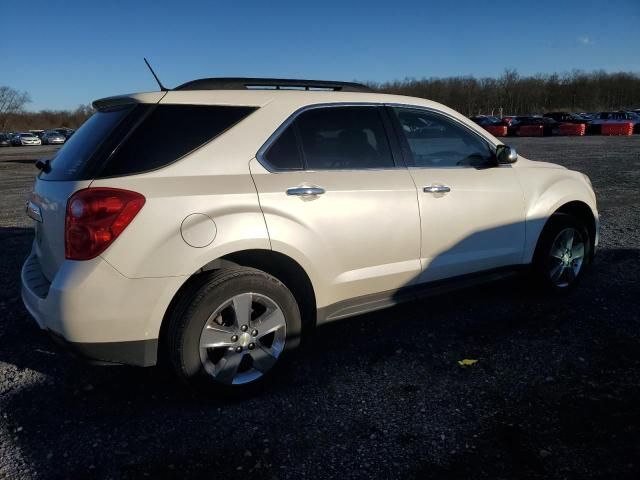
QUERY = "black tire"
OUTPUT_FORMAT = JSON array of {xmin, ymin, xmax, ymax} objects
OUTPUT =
[
  {"xmin": 165, "ymin": 267, "xmax": 301, "ymax": 395},
  {"xmin": 532, "ymin": 214, "xmax": 592, "ymax": 293}
]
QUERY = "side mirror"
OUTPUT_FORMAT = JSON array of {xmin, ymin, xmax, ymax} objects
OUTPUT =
[{"xmin": 496, "ymin": 144, "xmax": 518, "ymax": 164}]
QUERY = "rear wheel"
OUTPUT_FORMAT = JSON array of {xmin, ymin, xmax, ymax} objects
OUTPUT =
[
  {"xmin": 166, "ymin": 267, "xmax": 301, "ymax": 394},
  {"xmin": 532, "ymin": 214, "xmax": 591, "ymax": 292}
]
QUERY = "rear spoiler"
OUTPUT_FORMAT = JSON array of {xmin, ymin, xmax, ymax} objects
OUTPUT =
[{"xmin": 92, "ymin": 91, "xmax": 167, "ymax": 111}]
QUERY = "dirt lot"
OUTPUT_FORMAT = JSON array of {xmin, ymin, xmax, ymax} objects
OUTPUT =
[{"xmin": 1, "ymin": 137, "xmax": 639, "ymax": 479}]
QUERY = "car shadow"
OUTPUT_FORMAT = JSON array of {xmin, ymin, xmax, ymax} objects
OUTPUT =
[
  {"xmin": 2, "ymin": 159, "xmax": 37, "ymax": 165},
  {"xmin": 1, "ymin": 224, "xmax": 639, "ymax": 478}
]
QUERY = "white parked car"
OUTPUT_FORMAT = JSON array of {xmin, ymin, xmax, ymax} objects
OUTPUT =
[
  {"xmin": 13, "ymin": 132, "xmax": 42, "ymax": 146},
  {"xmin": 21, "ymin": 78, "xmax": 598, "ymax": 393}
]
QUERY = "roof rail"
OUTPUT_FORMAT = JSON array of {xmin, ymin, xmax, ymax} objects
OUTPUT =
[{"xmin": 174, "ymin": 77, "xmax": 372, "ymax": 92}]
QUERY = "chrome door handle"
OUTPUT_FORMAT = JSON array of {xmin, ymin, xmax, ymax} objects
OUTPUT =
[
  {"xmin": 423, "ymin": 185, "xmax": 451, "ymax": 193},
  {"xmin": 286, "ymin": 186, "xmax": 326, "ymax": 196}
]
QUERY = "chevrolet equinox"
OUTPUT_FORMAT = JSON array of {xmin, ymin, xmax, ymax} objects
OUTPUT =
[{"xmin": 21, "ymin": 78, "xmax": 598, "ymax": 392}]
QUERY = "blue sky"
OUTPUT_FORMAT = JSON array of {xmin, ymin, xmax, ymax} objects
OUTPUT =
[{"xmin": 3, "ymin": 0, "xmax": 639, "ymax": 111}]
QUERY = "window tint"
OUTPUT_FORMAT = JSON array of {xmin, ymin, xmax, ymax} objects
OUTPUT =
[
  {"xmin": 40, "ymin": 105, "xmax": 138, "ymax": 181},
  {"xmin": 263, "ymin": 124, "xmax": 303, "ymax": 170},
  {"xmin": 393, "ymin": 108, "xmax": 493, "ymax": 168},
  {"xmin": 100, "ymin": 104, "xmax": 256, "ymax": 177},
  {"xmin": 42, "ymin": 104, "xmax": 256, "ymax": 181},
  {"xmin": 295, "ymin": 107, "xmax": 394, "ymax": 170}
]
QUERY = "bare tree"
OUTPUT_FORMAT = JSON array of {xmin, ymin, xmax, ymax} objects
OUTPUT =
[
  {"xmin": 373, "ymin": 70, "xmax": 640, "ymax": 115},
  {"xmin": 0, "ymin": 86, "xmax": 31, "ymax": 130},
  {"xmin": 2, "ymin": 104, "xmax": 94, "ymax": 131}
]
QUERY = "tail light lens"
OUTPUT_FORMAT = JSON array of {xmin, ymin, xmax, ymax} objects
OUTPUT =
[{"xmin": 65, "ymin": 188, "xmax": 145, "ymax": 260}]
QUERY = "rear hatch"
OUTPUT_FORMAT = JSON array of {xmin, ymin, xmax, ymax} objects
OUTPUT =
[{"xmin": 31, "ymin": 94, "xmax": 164, "ymax": 281}]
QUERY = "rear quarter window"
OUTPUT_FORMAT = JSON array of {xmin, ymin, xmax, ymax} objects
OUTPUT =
[
  {"xmin": 41, "ymin": 104, "xmax": 256, "ymax": 181},
  {"xmin": 99, "ymin": 104, "xmax": 256, "ymax": 177}
]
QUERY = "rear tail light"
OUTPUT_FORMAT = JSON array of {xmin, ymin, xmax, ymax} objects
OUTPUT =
[{"xmin": 65, "ymin": 188, "xmax": 145, "ymax": 260}]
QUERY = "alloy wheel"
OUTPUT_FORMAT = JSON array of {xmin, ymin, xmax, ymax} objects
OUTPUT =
[
  {"xmin": 548, "ymin": 227, "xmax": 585, "ymax": 288},
  {"xmin": 198, "ymin": 292, "xmax": 286, "ymax": 385}
]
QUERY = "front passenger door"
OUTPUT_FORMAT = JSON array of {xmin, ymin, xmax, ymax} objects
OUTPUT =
[{"xmin": 390, "ymin": 106, "xmax": 526, "ymax": 283}]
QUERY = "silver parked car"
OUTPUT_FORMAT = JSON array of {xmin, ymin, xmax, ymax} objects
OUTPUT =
[{"xmin": 41, "ymin": 130, "xmax": 66, "ymax": 145}]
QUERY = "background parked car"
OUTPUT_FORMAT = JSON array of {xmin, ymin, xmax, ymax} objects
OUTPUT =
[
  {"xmin": 544, "ymin": 112, "xmax": 595, "ymax": 133},
  {"xmin": 543, "ymin": 112, "xmax": 590, "ymax": 124},
  {"xmin": 11, "ymin": 132, "xmax": 42, "ymax": 146},
  {"xmin": 509, "ymin": 116, "xmax": 559, "ymax": 136},
  {"xmin": 41, "ymin": 130, "xmax": 66, "ymax": 145},
  {"xmin": 469, "ymin": 115, "xmax": 508, "ymax": 127},
  {"xmin": 55, "ymin": 127, "xmax": 75, "ymax": 139},
  {"xmin": 590, "ymin": 111, "xmax": 640, "ymax": 133},
  {"xmin": 501, "ymin": 116, "xmax": 517, "ymax": 127},
  {"xmin": 577, "ymin": 112, "xmax": 596, "ymax": 121},
  {"xmin": 29, "ymin": 130, "xmax": 45, "ymax": 140},
  {"xmin": 0, "ymin": 134, "xmax": 11, "ymax": 147}
]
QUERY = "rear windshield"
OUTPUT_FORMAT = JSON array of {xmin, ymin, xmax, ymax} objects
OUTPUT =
[{"xmin": 41, "ymin": 103, "xmax": 257, "ymax": 181}]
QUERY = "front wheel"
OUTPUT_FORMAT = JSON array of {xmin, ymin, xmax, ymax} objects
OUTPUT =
[
  {"xmin": 166, "ymin": 267, "xmax": 301, "ymax": 394},
  {"xmin": 532, "ymin": 214, "xmax": 591, "ymax": 292}
]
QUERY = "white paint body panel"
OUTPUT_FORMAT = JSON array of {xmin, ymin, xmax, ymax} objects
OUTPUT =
[
  {"xmin": 409, "ymin": 165, "xmax": 526, "ymax": 282},
  {"xmin": 249, "ymin": 158, "xmax": 421, "ymax": 308}
]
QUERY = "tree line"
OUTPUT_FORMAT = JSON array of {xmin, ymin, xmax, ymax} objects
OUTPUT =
[
  {"xmin": 2, "ymin": 69, "xmax": 640, "ymax": 131},
  {"xmin": 0, "ymin": 86, "xmax": 93, "ymax": 132},
  {"xmin": 371, "ymin": 69, "xmax": 640, "ymax": 116}
]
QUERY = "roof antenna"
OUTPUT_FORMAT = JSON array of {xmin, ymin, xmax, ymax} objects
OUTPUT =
[{"xmin": 144, "ymin": 57, "xmax": 168, "ymax": 91}]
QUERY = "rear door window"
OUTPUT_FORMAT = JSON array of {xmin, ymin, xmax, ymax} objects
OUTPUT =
[{"xmin": 295, "ymin": 107, "xmax": 395, "ymax": 170}]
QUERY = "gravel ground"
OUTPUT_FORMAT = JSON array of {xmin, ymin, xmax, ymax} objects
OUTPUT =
[{"xmin": 0, "ymin": 138, "xmax": 639, "ymax": 479}]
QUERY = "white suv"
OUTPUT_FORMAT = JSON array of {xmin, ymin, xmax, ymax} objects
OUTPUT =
[{"xmin": 21, "ymin": 78, "xmax": 598, "ymax": 392}]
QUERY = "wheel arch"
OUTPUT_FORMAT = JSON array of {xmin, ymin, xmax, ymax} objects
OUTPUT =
[
  {"xmin": 157, "ymin": 249, "xmax": 317, "ymax": 364},
  {"xmin": 526, "ymin": 199, "xmax": 597, "ymax": 264},
  {"xmin": 553, "ymin": 201, "xmax": 597, "ymax": 254}
]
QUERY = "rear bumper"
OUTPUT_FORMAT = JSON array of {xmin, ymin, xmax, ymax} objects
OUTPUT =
[
  {"xmin": 46, "ymin": 329, "xmax": 158, "ymax": 366},
  {"xmin": 21, "ymin": 248, "xmax": 186, "ymax": 366}
]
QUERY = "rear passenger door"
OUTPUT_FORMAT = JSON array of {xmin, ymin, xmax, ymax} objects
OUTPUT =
[{"xmin": 249, "ymin": 105, "xmax": 421, "ymax": 312}]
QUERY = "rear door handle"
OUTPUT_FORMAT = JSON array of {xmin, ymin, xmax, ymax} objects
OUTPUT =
[
  {"xmin": 286, "ymin": 186, "xmax": 326, "ymax": 196},
  {"xmin": 423, "ymin": 185, "xmax": 451, "ymax": 194}
]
